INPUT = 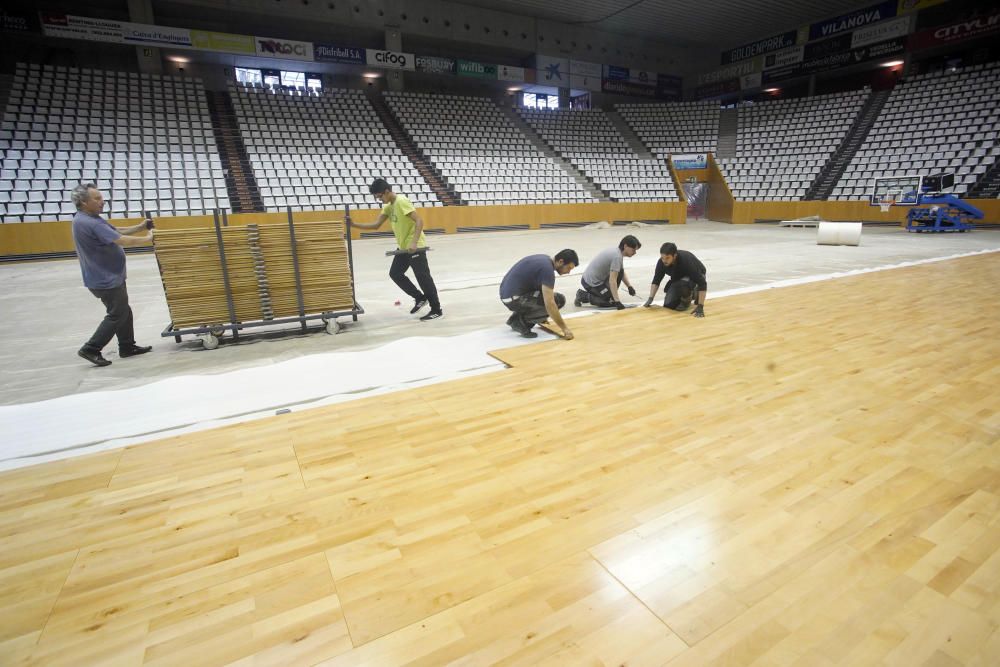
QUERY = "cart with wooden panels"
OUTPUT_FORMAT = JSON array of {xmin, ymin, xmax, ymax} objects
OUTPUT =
[{"xmin": 154, "ymin": 208, "xmax": 363, "ymax": 349}]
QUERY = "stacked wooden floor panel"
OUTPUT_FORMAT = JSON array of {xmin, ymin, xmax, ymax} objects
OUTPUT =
[{"xmin": 154, "ymin": 219, "xmax": 354, "ymax": 330}]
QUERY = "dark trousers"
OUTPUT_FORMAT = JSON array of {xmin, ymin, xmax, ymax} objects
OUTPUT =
[
  {"xmin": 663, "ymin": 277, "xmax": 697, "ymax": 311},
  {"xmin": 389, "ymin": 252, "xmax": 440, "ymax": 311},
  {"xmin": 84, "ymin": 282, "xmax": 135, "ymax": 352},
  {"xmin": 580, "ymin": 273, "xmax": 623, "ymax": 307},
  {"xmin": 503, "ymin": 291, "xmax": 566, "ymax": 327}
]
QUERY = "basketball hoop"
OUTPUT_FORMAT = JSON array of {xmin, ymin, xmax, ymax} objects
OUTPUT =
[{"xmin": 879, "ymin": 194, "xmax": 896, "ymax": 213}]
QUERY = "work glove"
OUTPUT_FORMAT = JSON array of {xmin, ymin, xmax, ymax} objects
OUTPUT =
[
  {"xmin": 626, "ymin": 285, "xmax": 636, "ymax": 297},
  {"xmin": 643, "ymin": 298, "xmax": 653, "ymax": 307},
  {"xmin": 614, "ymin": 301, "xmax": 626, "ymax": 310},
  {"xmin": 692, "ymin": 304, "xmax": 705, "ymax": 318}
]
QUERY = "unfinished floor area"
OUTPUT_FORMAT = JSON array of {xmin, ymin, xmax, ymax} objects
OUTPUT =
[{"xmin": 0, "ymin": 249, "xmax": 997, "ymax": 665}]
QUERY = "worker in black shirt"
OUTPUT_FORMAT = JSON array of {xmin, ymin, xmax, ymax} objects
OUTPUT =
[{"xmin": 643, "ymin": 242, "xmax": 707, "ymax": 317}]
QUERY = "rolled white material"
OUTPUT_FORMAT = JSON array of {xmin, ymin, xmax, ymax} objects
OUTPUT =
[{"xmin": 817, "ymin": 221, "xmax": 862, "ymax": 247}]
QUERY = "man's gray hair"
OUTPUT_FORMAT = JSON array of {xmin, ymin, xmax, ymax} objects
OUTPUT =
[{"xmin": 71, "ymin": 183, "xmax": 98, "ymax": 209}]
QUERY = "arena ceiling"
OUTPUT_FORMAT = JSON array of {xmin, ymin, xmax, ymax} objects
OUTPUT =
[{"xmin": 452, "ymin": 0, "xmax": 886, "ymax": 48}]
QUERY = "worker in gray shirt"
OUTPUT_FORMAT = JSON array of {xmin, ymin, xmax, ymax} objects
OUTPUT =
[{"xmin": 574, "ymin": 235, "xmax": 640, "ymax": 309}]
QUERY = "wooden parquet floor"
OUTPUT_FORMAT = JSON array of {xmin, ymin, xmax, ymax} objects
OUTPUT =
[{"xmin": 1, "ymin": 254, "xmax": 998, "ymax": 666}]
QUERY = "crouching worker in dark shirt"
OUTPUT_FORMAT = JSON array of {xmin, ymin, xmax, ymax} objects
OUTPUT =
[
  {"xmin": 643, "ymin": 242, "xmax": 708, "ymax": 318},
  {"xmin": 500, "ymin": 249, "xmax": 578, "ymax": 339}
]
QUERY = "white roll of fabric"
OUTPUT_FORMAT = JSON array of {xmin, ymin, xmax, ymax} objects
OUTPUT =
[{"xmin": 817, "ymin": 221, "xmax": 862, "ymax": 246}]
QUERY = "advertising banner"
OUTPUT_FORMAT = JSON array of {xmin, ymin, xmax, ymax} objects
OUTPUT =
[
  {"xmin": 629, "ymin": 69, "xmax": 657, "ymax": 85},
  {"xmin": 604, "ymin": 65, "xmax": 629, "ymax": 80},
  {"xmin": 697, "ymin": 58, "xmax": 760, "ymax": 85},
  {"xmin": 763, "ymin": 45, "xmax": 804, "ymax": 70},
  {"xmin": 535, "ymin": 55, "xmax": 569, "ymax": 83},
  {"xmin": 602, "ymin": 78, "xmax": 657, "ymax": 98},
  {"xmin": 722, "ymin": 30, "xmax": 797, "ymax": 64},
  {"xmin": 1, "ymin": 9, "xmax": 40, "ymax": 33},
  {"xmin": 121, "ymin": 22, "xmax": 191, "ymax": 48},
  {"xmin": 191, "ymin": 30, "xmax": 254, "ymax": 54},
  {"xmin": 656, "ymin": 74, "xmax": 683, "ymax": 100},
  {"xmin": 570, "ymin": 74, "xmax": 602, "ymax": 92},
  {"xmin": 673, "ymin": 154, "xmax": 708, "ymax": 170},
  {"xmin": 693, "ymin": 79, "xmax": 740, "ymax": 99},
  {"xmin": 740, "ymin": 72, "xmax": 762, "ymax": 90},
  {"xmin": 415, "ymin": 55, "xmax": 456, "ymax": 74},
  {"xmin": 809, "ymin": 1, "xmax": 897, "ymax": 41},
  {"xmin": 763, "ymin": 36, "xmax": 906, "ymax": 83},
  {"xmin": 366, "ymin": 49, "xmax": 415, "ymax": 70},
  {"xmin": 497, "ymin": 64, "xmax": 525, "ymax": 82},
  {"xmin": 851, "ymin": 15, "xmax": 910, "ymax": 48},
  {"xmin": 570, "ymin": 60, "xmax": 602, "ymax": 78},
  {"xmin": 909, "ymin": 10, "xmax": 1000, "ymax": 50},
  {"xmin": 255, "ymin": 36, "xmax": 313, "ymax": 61},
  {"xmin": 315, "ymin": 43, "xmax": 366, "ymax": 65},
  {"xmin": 41, "ymin": 13, "xmax": 123, "ymax": 43},
  {"xmin": 457, "ymin": 59, "xmax": 497, "ymax": 78}
]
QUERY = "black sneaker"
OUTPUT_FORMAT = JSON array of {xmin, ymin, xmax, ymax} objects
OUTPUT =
[
  {"xmin": 120, "ymin": 344, "xmax": 152, "ymax": 358},
  {"xmin": 78, "ymin": 348, "xmax": 111, "ymax": 367},
  {"xmin": 574, "ymin": 289, "xmax": 587, "ymax": 307},
  {"xmin": 410, "ymin": 298, "xmax": 428, "ymax": 314},
  {"xmin": 419, "ymin": 310, "xmax": 442, "ymax": 321},
  {"xmin": 520, "ymin": 329, "xmax": 538, "ymax": 338}
]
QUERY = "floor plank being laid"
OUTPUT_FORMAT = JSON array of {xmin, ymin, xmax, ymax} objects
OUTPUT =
[{"xmin": 0, "ymin": 254, "xmax": 998, "ymax": 665}]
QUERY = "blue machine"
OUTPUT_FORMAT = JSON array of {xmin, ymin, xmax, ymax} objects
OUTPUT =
[{"xmin": 906, "ymin": 173, "xmax": 982, "ymax": 233}]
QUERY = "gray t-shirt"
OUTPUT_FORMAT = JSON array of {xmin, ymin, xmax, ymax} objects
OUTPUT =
[
  {"xmin": 72, "ymin": 211, "xmax": 126, "ymax": 290},
  {"xmin": 582, "ymin": 246, "xmax": 623, "ymax": 287}
]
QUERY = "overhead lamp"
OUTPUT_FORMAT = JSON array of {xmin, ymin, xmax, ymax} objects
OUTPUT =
[
  {"xmin": 764, "ymin": 87, "xmax": 780, "ymax": 93},
  {"xmin": 362, "ymin": 72, "xmax": 382, "ymax": 79},
  {"xmin": 881, "ymin": 60, "xmax": 904, "ymax": 67},
  {"xmin": 168, "ymin": 56, "xmax": 189, "ymax": 64}
]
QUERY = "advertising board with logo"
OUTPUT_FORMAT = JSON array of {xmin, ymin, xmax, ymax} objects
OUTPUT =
[
  {"xmin": 191, "ymin": 30, "xmax": 254, "ymax": 54},
  {"xmin": 697, "ymin": 59, "xmax": 760, "ymax": 85},
  {"xmin": 851, "ymin": 15, "xmax": 910, "ymax": 48},
  {"xmin": 673, "ymin": 154, "xmax": 708, "ymax": 170},
  {"xmin": 122, "ymin": 23, "xmax": 192, "ymax": 47},
  {"xmin": 41, "ymin": 13, "xmax": 123, "ymax": 42},
  {"xmin": 809, "ymin": 1, "xmax": 897, "ymax": 41},
  {"xmin": 497, "ymin": 64, "xmax": 526, "ymax": 82},
  {"xmin": 457, "ymin": 59, "xmax": 497, "ymax": 78},
  {"xmin": 722, "ymin": 30, "xmax": 797, "ymax": 64},
  {"xmin": 315, "ymin": 43, "xmax": 366, "ymax": 65},
  {"xmin": 256, "ymin": 36, "xmax": 313, "ymax": 61},
  {"xmin": 569, "ymin": 60, "xmax": 602, "ymax": 78},
  {"xmin": 535, "ymin": 55, "xmax": 569, "ymax": 83},
  {"xmin": 366, "ymin": 49, "xmax": 415, "ymax": 70},
  {"xmin": 2, "ymin": 9, "xmax": 40, "ymax": 33},
  {"xmin": 909, "ymin": 10, "xmax": 1000, "ymax": 50},
  {"xmin": 415, "ymin": 55, "xmax": 456, "ymax": 74}
]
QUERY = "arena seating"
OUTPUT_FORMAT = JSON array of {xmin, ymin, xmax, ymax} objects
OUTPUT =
[
  {"xmin": 520, "ymin": 108, "xmax": 678, "ymax": 202},
  {"xmin": 615, "ymin": 101, "xmax": 719, "ymax": 157},
  {"xmin": 831, "ymin": 62, "xmax": 1000, "ymax": 200},
  {"xmin": 717, "ymin": 89, "xmax": 868, "ymax": 201},
  {"xmin": 0, "ymin": 62, "xmax": 228, "ymax": 223},
  {"xmin": 385, "ymin": 92, "xmax": 596, "ymax": 206},
  {"xmin": 232, "ymin": 83, "xmax": 437, "ymax": 212}
]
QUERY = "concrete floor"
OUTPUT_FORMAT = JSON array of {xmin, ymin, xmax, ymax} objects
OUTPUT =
[{"xmin": 1, "ymin": 220, "xmax": 998, "ymax": 406}]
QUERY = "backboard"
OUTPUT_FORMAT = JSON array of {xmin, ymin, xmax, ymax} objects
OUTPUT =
[{"xmin": 871, "ymin": 175, "xmax": 922, "ymax": 206}]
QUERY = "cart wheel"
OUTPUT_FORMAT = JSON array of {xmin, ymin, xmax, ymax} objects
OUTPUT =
[
  {"xmin": 325, "ymin": 319, "xmax": 342, "ymax": 335},
  {"xmin": 209, "ymin": 325, "xmax": 226, "ymax": 338},
  {"xmin": 202, "ymin": 333, "xmax": 220, "ymax": 350}
]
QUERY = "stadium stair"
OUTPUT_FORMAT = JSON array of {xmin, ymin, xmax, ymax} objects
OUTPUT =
[
  {"xmin": 606, "ymin": 110, "xmax": 654, "ymax": 158},
  {"xmin": 967, "ymin": 153, "xmax": 1000, "ymax": 199},
  {"xmin": 367, "ymin": 92, "xmax": 462, "ymax": 206},
  {"xmin": 716, "ymin": 108, "xmax": 738, "ymax": 158},
  {"xmin": 499, "ymin": 104, "xmax": 612, "ymax": 202},
  {"xmin": 206, "ymin": 90, "xmax": 264, "ymax": 213},
  {"xmin": 804, "ymin": 89, "xmax": 891, "ymax": 201}
]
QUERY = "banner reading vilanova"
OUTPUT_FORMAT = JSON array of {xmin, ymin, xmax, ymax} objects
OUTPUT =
[{"xmin": 809, "ymin": 1, "xmax": 898, "ymax": 41}]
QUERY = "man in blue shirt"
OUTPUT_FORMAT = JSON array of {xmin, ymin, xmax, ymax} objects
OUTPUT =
[
  {"xmin": 499, "ymin": 249, "xmax": 578, "ymax": 339},
  {"xmin": 71, "ymin": 184, "xmax": 155, "ymax": 367}
]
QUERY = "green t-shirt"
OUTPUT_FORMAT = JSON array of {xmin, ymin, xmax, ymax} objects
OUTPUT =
[{"xmin": 382, "ymin": 194, "xmax": 426, "ymax": 249}]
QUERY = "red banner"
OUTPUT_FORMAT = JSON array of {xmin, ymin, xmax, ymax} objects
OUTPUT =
[{"xmin": 909, "ymin": 10, "xmax": 1000, "ymax": 50}]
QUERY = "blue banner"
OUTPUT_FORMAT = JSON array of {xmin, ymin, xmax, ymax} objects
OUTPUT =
[
  {"xmin": 673, "ymin": 154, "xmax": 707, "ymax": 170},
  {"xmin": 809, "ymin": 1, "xmax": 897, "ymax": 41},
  {"xmin": 314, "ymin": 43, "xmax": 365, "ymax": 64},
  {"xmin": 604, "ymin": 65, "xmax": 629, "ymax": 80}
]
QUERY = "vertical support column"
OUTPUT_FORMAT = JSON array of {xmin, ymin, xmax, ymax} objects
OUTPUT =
[
  {"xmin": 385, "ymin": 26, "xmax": 404, "ymax": 92},
  {"xmin": 807, "ymin": 75, "xmax": 816, "ymax": 97},
  {"xmin": 127, "ymin": 0, "xmax": 163, "ymax": 74},
  {"xmin": 558, "ymin": 87, "xmax": 570, "ymax": 108}
]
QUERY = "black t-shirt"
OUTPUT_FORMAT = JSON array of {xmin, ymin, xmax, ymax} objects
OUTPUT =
[{"xmin": 651, "ymin": 249, "xmax": 707, "ymax": 290}]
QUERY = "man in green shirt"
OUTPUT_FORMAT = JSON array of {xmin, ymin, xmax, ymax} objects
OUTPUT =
[{"xmin": 355, "ymin": 178, "xmax": 442, "ymax": 321}]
